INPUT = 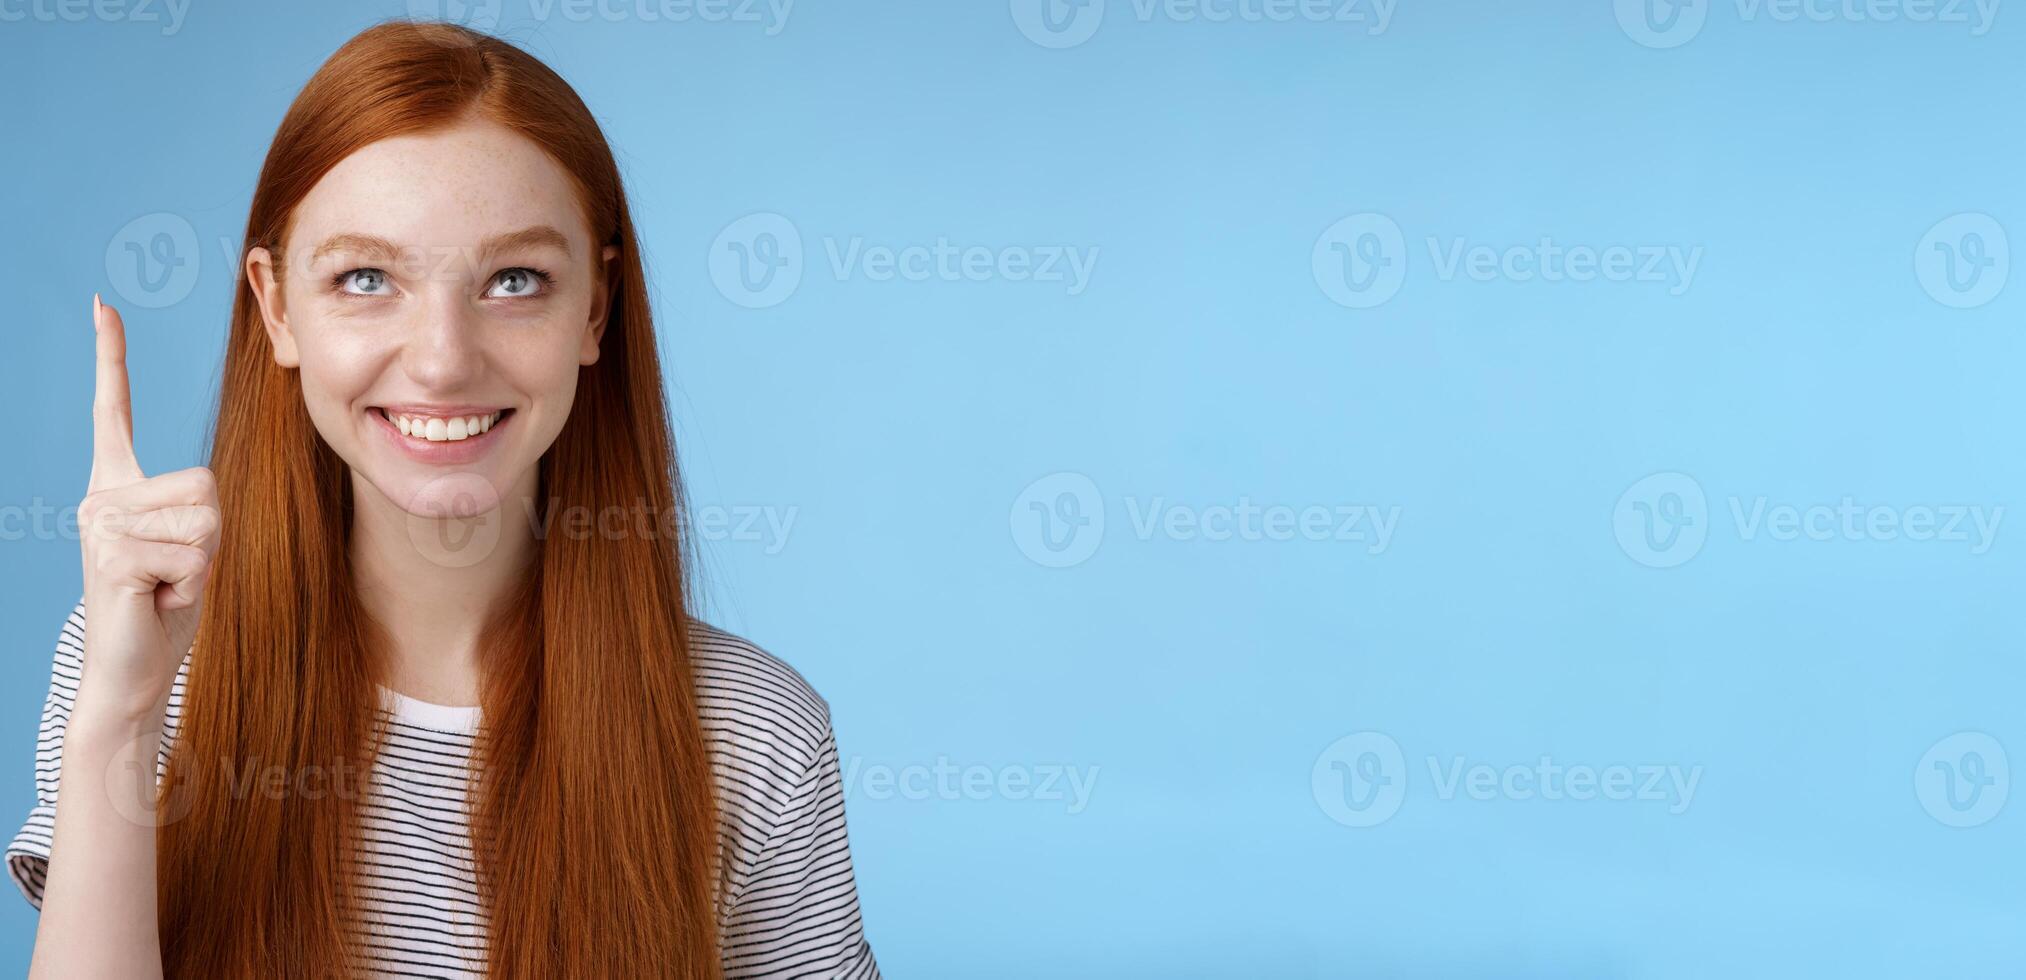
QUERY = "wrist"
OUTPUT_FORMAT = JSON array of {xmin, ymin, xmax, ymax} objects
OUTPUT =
[{"xmin": 67, "ymin": 688, "xmax": 168, "ymax": 746}]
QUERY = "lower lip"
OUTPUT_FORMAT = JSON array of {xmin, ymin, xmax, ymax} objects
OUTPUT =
[{"xmin": 370, "ymin": 409, "xmax": 512, "ymax": 465}]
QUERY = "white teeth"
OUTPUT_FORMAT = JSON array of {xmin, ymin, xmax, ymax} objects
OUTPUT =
[{"xmin": 388, "ymin": 410, "xmax": 502, "ymax": 441}]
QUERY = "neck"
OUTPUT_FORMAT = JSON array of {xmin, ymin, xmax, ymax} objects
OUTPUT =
[{"xmin": 348, "ymin": 467, "xmax": 539, "ymax": 706}]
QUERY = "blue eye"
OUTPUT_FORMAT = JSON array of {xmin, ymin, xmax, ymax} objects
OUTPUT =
[
  {"xmin": 487, "ymin": 267, "xmax": 553, "ymax": 299},
  {"xmin": 336, "ymin": 268, "xmax": 394, "ymax": 296}
]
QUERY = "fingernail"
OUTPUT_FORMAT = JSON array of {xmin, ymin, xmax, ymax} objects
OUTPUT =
[{"xmin": 93, "ymin": 293, "xmax": 102, "ymax": 330}]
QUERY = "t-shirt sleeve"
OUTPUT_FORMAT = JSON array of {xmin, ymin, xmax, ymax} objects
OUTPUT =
[
  {"xmin": 720, "ymin": 720, "xmax": 880, "ymax": 979},
  {"xmin": 8, "ymin": 601, "xmax": 89, "ymax": 909}
]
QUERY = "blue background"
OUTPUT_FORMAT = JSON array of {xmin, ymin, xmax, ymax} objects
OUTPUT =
[{"xmin": 2, "ymin": 0, "xmax": 2021, "ymax": 976}]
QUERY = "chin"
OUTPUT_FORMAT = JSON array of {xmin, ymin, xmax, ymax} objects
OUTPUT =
[{"xmin": 373, "ymin": 469, "xmax": 509, "ymax": 520}]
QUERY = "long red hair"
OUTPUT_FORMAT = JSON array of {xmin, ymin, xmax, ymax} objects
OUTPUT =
[{"xmin": 157, "ymin": 21, "xmax": 724, "ymax": 978}]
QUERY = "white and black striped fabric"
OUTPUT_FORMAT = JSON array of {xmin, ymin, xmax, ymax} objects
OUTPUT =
[{"xmin": 8, "ymin": 602, "xmax": 881, "ymax": 979}]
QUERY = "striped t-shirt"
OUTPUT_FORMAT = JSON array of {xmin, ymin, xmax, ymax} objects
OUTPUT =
[{"xmin": 8, "ymin": 603, "xmax": 881, "ymax": 979}]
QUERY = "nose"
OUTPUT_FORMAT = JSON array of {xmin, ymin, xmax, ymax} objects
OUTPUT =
[{"xmin": 401, "ymin": 290, "xmax": 484, "ymax": 391}]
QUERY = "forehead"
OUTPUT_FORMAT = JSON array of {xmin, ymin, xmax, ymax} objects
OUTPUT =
[{"xmin": 287, "ymin": 117, "xmax": 592, "ymax": 254}]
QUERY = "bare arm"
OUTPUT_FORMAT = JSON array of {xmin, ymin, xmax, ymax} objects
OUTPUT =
[
  {"xmin": 28, "ymin": 297, "xmax": 218, "ymax": 978},
  {"xmin": 29, "ymin": 699, "xmax": 168, "ymax": 980}
]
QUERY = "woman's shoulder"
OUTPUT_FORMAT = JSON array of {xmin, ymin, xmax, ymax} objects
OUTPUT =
[{"xmin": 684, "ymin": 620, "xmax": 837, "ymax": 779}]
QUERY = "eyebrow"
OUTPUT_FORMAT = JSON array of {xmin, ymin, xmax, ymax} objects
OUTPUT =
[{"xmin": 308, "ymin": 225, "xmax": 574, "ymax": 263}]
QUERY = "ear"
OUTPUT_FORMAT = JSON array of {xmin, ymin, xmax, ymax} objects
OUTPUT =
[
  {"xmin": 580, "ymin": 244, "xmax": 620, "ymax": 367},
  {"xmin": 245, "ymin": 246, "xmax": 299, "ymax": 368}
]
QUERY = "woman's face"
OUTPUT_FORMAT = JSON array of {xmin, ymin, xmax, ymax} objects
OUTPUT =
[{"xmin": 247, "ymin": 116, "xmax": 615, "ymax": 518}]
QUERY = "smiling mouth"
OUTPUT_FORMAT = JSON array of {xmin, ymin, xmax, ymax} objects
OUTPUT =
[{"xmin": 374, "ymin": 407, "xmax": 515, "ymax": 443}]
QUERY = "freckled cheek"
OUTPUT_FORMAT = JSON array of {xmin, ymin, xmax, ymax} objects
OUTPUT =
[
  {"xmin": 491, "ymin": 325, "xmax": 590, "ymax": 408},
  {"xmin": 294, "ymin": 328, "xmax": 400, "ymax": 413},
  {"xmin": 291, "ymin": 359, "xmax": 371, "ymax": 452}
]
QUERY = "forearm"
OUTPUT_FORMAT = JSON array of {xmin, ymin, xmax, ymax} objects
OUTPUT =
[{"xmin": 29, "ymin": 700, "xmax": 167, "ymax": 980}]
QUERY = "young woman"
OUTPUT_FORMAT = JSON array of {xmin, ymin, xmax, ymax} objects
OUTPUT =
[{"xmin": 7, "ymin": 21, "xmax": 879, "ymax": 980}]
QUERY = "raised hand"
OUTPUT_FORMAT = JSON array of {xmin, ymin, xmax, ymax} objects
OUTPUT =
[{"xmin": 74, "ymin": 295, "xmax": 220, "ymax": 725}]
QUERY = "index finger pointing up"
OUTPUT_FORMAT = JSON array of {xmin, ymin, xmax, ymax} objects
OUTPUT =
[{"xmin": 90, "ymin": 294, "xmax": 145, "ymax": 492}]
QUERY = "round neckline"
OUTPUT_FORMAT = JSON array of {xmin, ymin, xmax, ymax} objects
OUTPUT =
[{"xmin": 376, "ymin": 684, "xmax": 482, "ymax": 736}]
